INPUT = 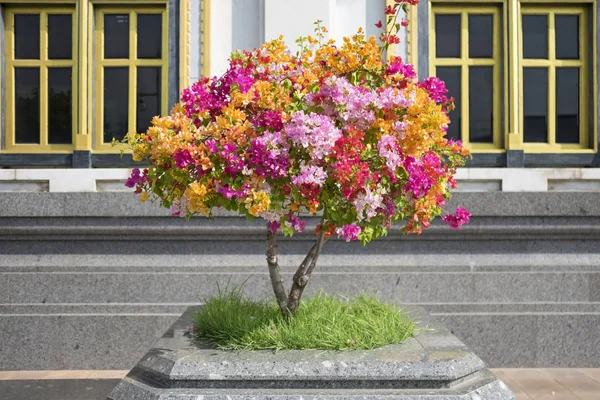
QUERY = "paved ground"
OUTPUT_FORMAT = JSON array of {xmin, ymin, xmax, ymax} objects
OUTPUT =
[
  {"xmin": 0, "ymin": 369, "xmax": 599, "ymax": 399},
  {"xmin": 0, "ymin": 379, "xmax": 120, "ymax": 400}
]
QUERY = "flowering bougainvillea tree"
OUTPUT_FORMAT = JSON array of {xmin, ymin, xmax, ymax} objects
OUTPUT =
[{"xmin": 124, "ymin": 0, "xmax": 471, "ymax": 318}]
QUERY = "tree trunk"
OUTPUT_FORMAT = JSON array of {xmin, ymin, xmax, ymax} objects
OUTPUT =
[
  {"xmin": 284, "ymin": 229, "xmax": 326, "ymax": 318},
  {"xmin": 266, "ymin": 230, "xmax": 288, "ymax": 316}
]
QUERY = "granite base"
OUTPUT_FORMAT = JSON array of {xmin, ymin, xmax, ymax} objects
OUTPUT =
[{"xmin": 107, "ymin": 306, "xmax": 514, "ymax": 399}]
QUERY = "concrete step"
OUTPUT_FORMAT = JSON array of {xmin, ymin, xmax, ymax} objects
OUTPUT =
[
  {"xmin": 1, "ymin": 303, "xmax": 598, "ymax": 370},
  {"xmin": 0, "ymin": 253, "xmax": 600, "ymax": 271},
  {"xmin": 0, "ymin": 271, "xmax": 596, "ymax": 303}
]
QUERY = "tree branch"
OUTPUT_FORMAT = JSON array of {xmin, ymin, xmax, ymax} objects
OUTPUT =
[
  {"xmin": 285, "ymin": 226, "xmax": 327, "ymax": 317},
  {"xmin": 266, "ymin": 229, "xmax": 288, "ymax": 315}
]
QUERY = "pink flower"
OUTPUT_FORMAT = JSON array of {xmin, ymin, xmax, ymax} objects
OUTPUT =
[
  {"xmin": 292, "ymin": 165, "xmax": 328, "ymax": 187},
  {"xmin": 286, "ymin": 214, "xmax": 306, "ymax": 233},
  {"xmin": 284, "ymin": 112, "xmax": 342, "ymax": 160},
  {"xmin": 336, "ymin": 224, "xmax": 361, "ymax": 242},
  {"xmin": 354, "ymin": 187, "xmax": 385, "ymax": 222},
  {"xmin": 170, "ymin": 197, "xmax": 188, "ymax": 217},
  {"xmin": 377, "ymin": 135, "xmax": 402, "ymax": 172},
  {"xmin": 442, "ymin": 207, "xmax": 471, "ymax": 229}
]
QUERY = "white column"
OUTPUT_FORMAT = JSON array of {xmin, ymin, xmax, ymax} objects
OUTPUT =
[
  {"xmin": 189, "ymin": 0, "xmax": 202, "ymax": 82},
  {"xmin": 209, "ymin": 0, "xmax": 233, "ymax": 76},
  {"xmin": 264, "ymin": 0, "xmax": 336, "ymax": 53},
  {"xmin": 333, "ymin": 0, "xmax": 367, "ymax": 42}
]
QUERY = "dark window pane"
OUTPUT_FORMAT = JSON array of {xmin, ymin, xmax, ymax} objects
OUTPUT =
[
  {"xmin": 469, "ymin": 15, "xmax": 493, "ymax": 58},
  {"xmin": 104, "ymin": 67, "xmax": 129, "ymax": 142},
  {"xmin": 14, "ymin": 68, "xmax": 40, "ymax": 144},
  {"xmin": 104, "ymin": 14, "xmax": 129, "ymax": 59},
  {"xmin": 48, "ymin": 68, "xmax": 72, "ymax": 144},
  {"xmin": 556, "ymin": 68, "xmax": 580, "ymax": 144},
  {"xmin": 437, "ymin": 67, "xmax": 461, "ymax": 141},
  {"xmin": 523, "ymin": 15, "xmax": 548, "ymax": 59},
  {"xmin": 556, "ymin": 15, "xmax": 579, "ymax": 60},
  {"xmin": 14, "ymin": 14, "xmax": 40, "ymax": 59},
  {"xmin": 48, "ymin": 15, "xmax": 72, "ymax": 59},
  {"xmin": 436, "ymin": 15, "xmax": 461, "ymax": 58},
  {"xmin": 138, "ymin": 14, "xmax": 162, "ymax": 59},
  {"xmin": 136, "ymin": 67, "xmax": 161, "ymax": 133},
  {"xmin": 469, "ymin": 67, "xmax": 494, "ymax": 143},
  {"xmin": 523, "ymin": 67, "xmax": 548, "ymax": 143}
]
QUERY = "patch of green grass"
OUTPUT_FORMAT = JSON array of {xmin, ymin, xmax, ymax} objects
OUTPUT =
[{"xmin": 192, "ymin": 291, "xmax": 415, "ymax": 351}]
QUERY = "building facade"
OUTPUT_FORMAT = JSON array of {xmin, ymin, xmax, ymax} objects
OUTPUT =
[
  {"xmin": 0, "ymin": 0, "xmax": 599, "ymax": 371},
  {"xmin": 0, "ymin": 0, "xmax": 597, "ymax": 175}
]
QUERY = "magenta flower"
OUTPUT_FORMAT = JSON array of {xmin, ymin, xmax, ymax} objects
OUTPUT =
[
  {"xmin": 336, "ymin": 224, "xmax": 361, "ymax": 242},
  {"xmin": 173, "ymin": 149, "xmax": 194, "ymax": 169},
  {"xmin": 247, "ymin": 132, "xmax": 289, "ymax": 179},
  {"xmin": 216, "ymin": 184, "xmax": 246, "ymax": 199},
  {"xmin": 125, "ymin": 168, "xmax": 146, "ymax": 188},
  {"xmin": 419, "ymin": 77, "xmax": 448, "ymax": 103},
  {"xmin": 205, "ymin": 139, "xmax": 218, "ymax": 153},
  {"xmin": 268, "ymin": 221, "xmax": 281, "ymax": 233},
  {"xmin": 387, "ymin": 59, "xmax": 416, "ymax": 79},
  {"xmin": 403, "ymin": 157, "xmax": 433, "ymax": 199},
  {"xmin": 251, "ymin": 110, "xmax": 284, "ymax": 131},
  {"xmin": 442, "ymin": 207, "xmax": 471, "ymax": 229}
]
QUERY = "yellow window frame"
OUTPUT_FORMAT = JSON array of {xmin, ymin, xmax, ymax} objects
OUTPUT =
[
  {"xmin": 429, "ymin": 4, "xmax": 504, "ymax": 153},
  {"xmin": 519, "ymin": 5, "xmax": 591, "ymax": 152},
  {"xmin": 94, "ymin": 5, "xmax": 169, "ymax": 153},
  {"xmin": 4, "ymin": 6, "xmax": 78, "ymax": 153}
]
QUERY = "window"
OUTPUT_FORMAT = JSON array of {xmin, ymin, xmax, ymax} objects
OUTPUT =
[
  {"xmin": 5, "ymin": 7, "xmax": 77, "ymax": 152},
  {"xmin": 94, "ymin": 7, "xmax": 168, "ymax": 151},
  {"xmin": 520, "ymin": 5, "xmax": 590, "ymax": 150},
  {"xmin": 1, "ymin": 2, "xmax": 176, "ymax": 158},
  {"xmin": 430, "ymin": 5, "xmax": 502, "ymax": 151},
  {"xmin": 429, "ymin": 1, "xmax": 596, "ymax": 154}
]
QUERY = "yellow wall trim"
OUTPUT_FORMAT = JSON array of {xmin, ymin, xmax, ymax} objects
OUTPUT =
[
  {"xmin": 407, "ymin": 5, "xmax": 418, "ymax": 70},
  {"xmin": 179, "ymin": 0, "xmax": 190, "ymax": 91},
  {"xmin": 201, "ymin": 0, "xmax": 211, "ymax": 78}
]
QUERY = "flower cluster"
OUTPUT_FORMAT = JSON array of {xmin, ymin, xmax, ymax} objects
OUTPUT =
[{"xmin": 124, "ymin": 1, "xmax": 470, "ymax": 243}]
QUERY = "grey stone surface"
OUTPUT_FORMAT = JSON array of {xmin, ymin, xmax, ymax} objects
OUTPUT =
[
  {"xmin": 0, "ymin": 315, "xmax": 178, "ymax": 370},
  {"xmin": 506, "ymin": 150, "xmax": 525, "ymax": 168},
  {"xmin": 437, "ymin": 314, "xmax": 600, "ymax": 368},
  {"xmin": 0, "ymin": 271, "xmax": 595, "ymax": 304},
  {"xmin": 72, "ymin": 150, "xmax": 92, "ymax": 169},
  {"xmin": 106, "ymin": 307, "xmax": 514, "ymax": 400}
]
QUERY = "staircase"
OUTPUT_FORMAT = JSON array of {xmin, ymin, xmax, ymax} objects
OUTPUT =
[{"xmin": 0, "ymin": 192, "xmax": 598, "ymax": 370}]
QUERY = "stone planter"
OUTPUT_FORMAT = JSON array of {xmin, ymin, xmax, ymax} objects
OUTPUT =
[{"xmin": 107, "ymin": 306, "xmax": 514, "ymax": 399}]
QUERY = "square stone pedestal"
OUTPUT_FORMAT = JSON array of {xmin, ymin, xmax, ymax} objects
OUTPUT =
[{"xmin": 108, "ymin": 306, "xmax": 514, "ymax": 399}]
